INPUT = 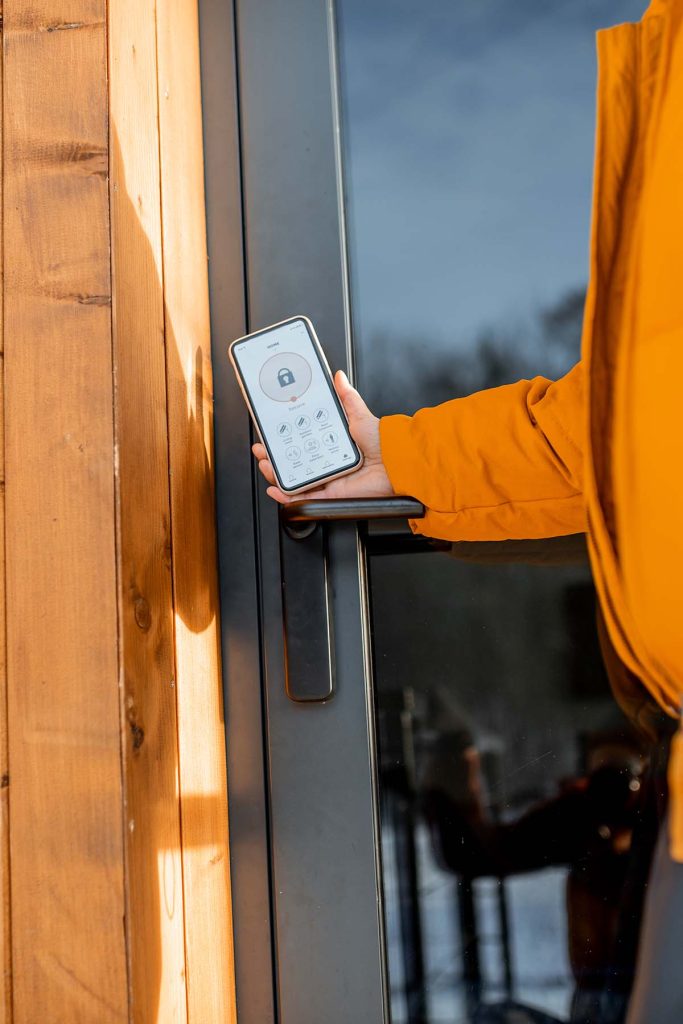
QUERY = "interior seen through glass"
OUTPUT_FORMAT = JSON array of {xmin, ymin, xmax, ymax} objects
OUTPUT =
[{"xmin": 336, "ymin": 3, "xmax": 669, "ymax": 1022}]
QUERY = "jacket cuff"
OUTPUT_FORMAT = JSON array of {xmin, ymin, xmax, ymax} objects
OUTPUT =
[
  {"xmin": 379, "ymin": 413, "xmax": 427, "ymax": 501},
  {"xmin": 380, "ymin": 413, "xmax": 439, "ymax": 538}
]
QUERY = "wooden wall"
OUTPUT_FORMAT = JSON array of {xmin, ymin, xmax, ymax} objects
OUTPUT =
[{"xmin": 1, "ymin": 1, "xmax": 236, "ymax": 1020}]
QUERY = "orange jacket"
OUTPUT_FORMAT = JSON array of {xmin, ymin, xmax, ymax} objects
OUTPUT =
[{"xmin": 380, "ymin": 0, "xmax": 683, "ymax": 859}]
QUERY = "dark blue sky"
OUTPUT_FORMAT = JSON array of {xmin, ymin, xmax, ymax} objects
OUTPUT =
[{"xmin": 338, "ymin": 0, "xmax": 647, "ymax": 352}]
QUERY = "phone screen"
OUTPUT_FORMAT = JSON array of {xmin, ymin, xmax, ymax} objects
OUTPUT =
[{"xmin": 231, "ymin": 317, "xmax": 361, "ymax": 492}]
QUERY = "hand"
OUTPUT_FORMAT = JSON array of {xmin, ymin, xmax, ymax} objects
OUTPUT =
[{"xmin": 252, "ymin": 370, "xmax": 394, "ymax": 504}]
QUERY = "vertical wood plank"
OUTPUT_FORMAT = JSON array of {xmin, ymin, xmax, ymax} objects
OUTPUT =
[
  {"xmin": 3, "ymin": 3, "xmax": 127, "ymax": 1021},
  {"xmin": 156, "ymin": 3, "xmax": 236, "ymax": 1021},
  {"xmin": 0, "ymin": 6, "xmax": 11, "ymax": 1020},
  {"xmin": 108, "ymin": 2, "xmax": 189, "ymax": 1021}
]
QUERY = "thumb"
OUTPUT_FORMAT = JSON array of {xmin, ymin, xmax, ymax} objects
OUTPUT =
[{"xmin": 335, "ymin": 369, "xmax": 371, "ymax": 422}]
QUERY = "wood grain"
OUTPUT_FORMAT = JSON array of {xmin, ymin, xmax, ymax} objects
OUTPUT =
[
  {"xmin": 3, "ymin": 3, "xmax": 127, "ymax": 1020},
  {"xmin": 0, "ymin": 8, "xmax": 11, "ymax": 1021},
  {"xmin": 156, "ymin": 3, "xmax": 236, "ymax": 1020},
  {"xmin": 108, "ymin": 1, "xmax": 189, "ymax": 1020},
  {"xmin": 2, "ymin": 3, "xmax": 235, "ymax": 1018}
]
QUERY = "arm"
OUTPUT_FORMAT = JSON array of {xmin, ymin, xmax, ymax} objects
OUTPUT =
[
  {"xmin": 380, "ymin": 362, "xmax": 586, "ymax": 541},
  {"xmin": 253, "ymin": 362, "xmax": 586, "ymax": 542}
]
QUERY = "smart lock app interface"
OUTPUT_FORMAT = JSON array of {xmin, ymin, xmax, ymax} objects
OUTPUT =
[{"xmin": 234, "ymin": 319, "xmax": 359, "ymax": 489}]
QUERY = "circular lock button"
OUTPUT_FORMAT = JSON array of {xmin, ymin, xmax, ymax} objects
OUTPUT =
[{"xmin": 259, "ymin": 352, "xmax": 312, "ymax": 403}]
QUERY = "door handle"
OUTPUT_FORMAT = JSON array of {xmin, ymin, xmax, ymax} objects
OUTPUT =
[
  {"xmin": 278, "ymin": 496, "xmax": 426, "ymax": 702},
  {"xmin": 281, "ymin": 495, "xmax": 425, "ymax": 529}
]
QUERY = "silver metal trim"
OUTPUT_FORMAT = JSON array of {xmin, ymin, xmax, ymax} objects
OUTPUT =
[{"xmin": 327, "ymin": 6, "xmax": 390, "ymax": 1011}]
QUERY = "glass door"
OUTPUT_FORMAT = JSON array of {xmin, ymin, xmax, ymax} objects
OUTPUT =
[
  {"xmin": 336, "ymin": 2, "xmax": 669, "ymax": 1024},
  {"xmin": 203, "ymin": 2, "xmax": 672, "ymax": 1023}
]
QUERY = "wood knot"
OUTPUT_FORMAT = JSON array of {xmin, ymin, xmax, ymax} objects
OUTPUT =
[
  {"xmin": 129, "ymin": 720, "xmax": 145, "ymax": 752},
  {"xmin": 134, "ymin": 596, "xmax": 152, "ymax": 632},
  {"xmin": 44, "ymin": 21, "xmax": 87, "ymax": 33},
  {"xmin": 126, "ymin": 700, "xmax": 145, "ymax": 752},
  {"xmin": 0, "ymin": 775, "xmax": 8, "ymax": 789}
]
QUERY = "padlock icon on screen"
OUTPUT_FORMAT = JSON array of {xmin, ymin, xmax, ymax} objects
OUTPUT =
[{"xmin": 278, "ymin": 366, "xmax": 295, "ymax": 388}]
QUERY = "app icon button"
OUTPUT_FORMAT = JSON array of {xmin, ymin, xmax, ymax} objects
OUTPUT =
[
  {"xmin": 322, "ymin": 431, "xmax": 338, "ymax": 448},
  {"xmin": 314, "ymin": 407, "xmax": 329, "ymax": 424},
  {"xmin": 277, "ymin": 421, "xmax": 292, "ymax": 437},
  {"xmin": 304, "ymin": 439, "xmax": 320, "ymax": 453},
  {"xmin": 259, "ymin": 352, "xmax": 312, "ymax": 402},
  {"xmin": 285, "ymin": 446, "xmax": 302, "ymax": 461},
  {"xmin": 295, "ymin": 414, "xmax": 311, "ymax": 431}
]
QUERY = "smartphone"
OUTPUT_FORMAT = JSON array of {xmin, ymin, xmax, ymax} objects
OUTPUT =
[{"xmin": 229, "ymin": 315, "xmax": 363, "ymax": 495}]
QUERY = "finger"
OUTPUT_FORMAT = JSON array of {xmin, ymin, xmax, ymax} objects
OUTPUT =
[
  {"xmin": 334, "ymin": 368, "xmax": 352, "ymax": 402},
  {"xmin": 288, "ymin": 484, "xmax": 330, "ymax": 500},
  {"xmin": 298, "ymin": 478, "xmax": 352, "ymax": 501},
  {"xmin": 264, "ymin": 480, "xmax": 333, "ymax": 504},
  {"xmin": 334, "ymin": 369, "xmax": 372, "ymax": 421},
  {"xmin": 252, "ymin": 442, "xmax": 267, "ymax": 460},
  {"xmin": 258, "ymin": 459, "xmax": 277, "ymax": 485},
  {"xmin": 266, "ymin": 486, "xmax": 295, "ymax": 504}
]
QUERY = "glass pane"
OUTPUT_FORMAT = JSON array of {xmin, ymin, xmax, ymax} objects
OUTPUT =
[{"xmin": 337, "ymin": 3, "xmax": 671, "ymax": 1023}]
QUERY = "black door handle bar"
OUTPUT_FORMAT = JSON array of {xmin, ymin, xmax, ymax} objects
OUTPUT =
[
  {"xmin": 280, "ymin": 495, "xmax": 425, "ymax": 525},
  {"xmin": 278, "ymin": 496, "xmax": 427, "ymax": 702}
]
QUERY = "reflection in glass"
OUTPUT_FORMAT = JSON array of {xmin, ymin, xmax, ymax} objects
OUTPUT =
[
  {"xmin": 367, "ymin": 549, "xmax": 672, "ymax": 1024},
  {"xmin": 337, "ymin": 2, "xmax": 669, "ymax": 1022}
]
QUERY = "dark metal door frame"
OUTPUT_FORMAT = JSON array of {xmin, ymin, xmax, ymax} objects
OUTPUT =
[{"xmin": 200, "ymin": 2, "xmax": 388, "ymax": 1022}]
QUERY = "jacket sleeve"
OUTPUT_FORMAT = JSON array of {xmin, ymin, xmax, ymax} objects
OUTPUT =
[{"xmin": 379, "ymin": 361, "xmax": 586, "ymax": 542}]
